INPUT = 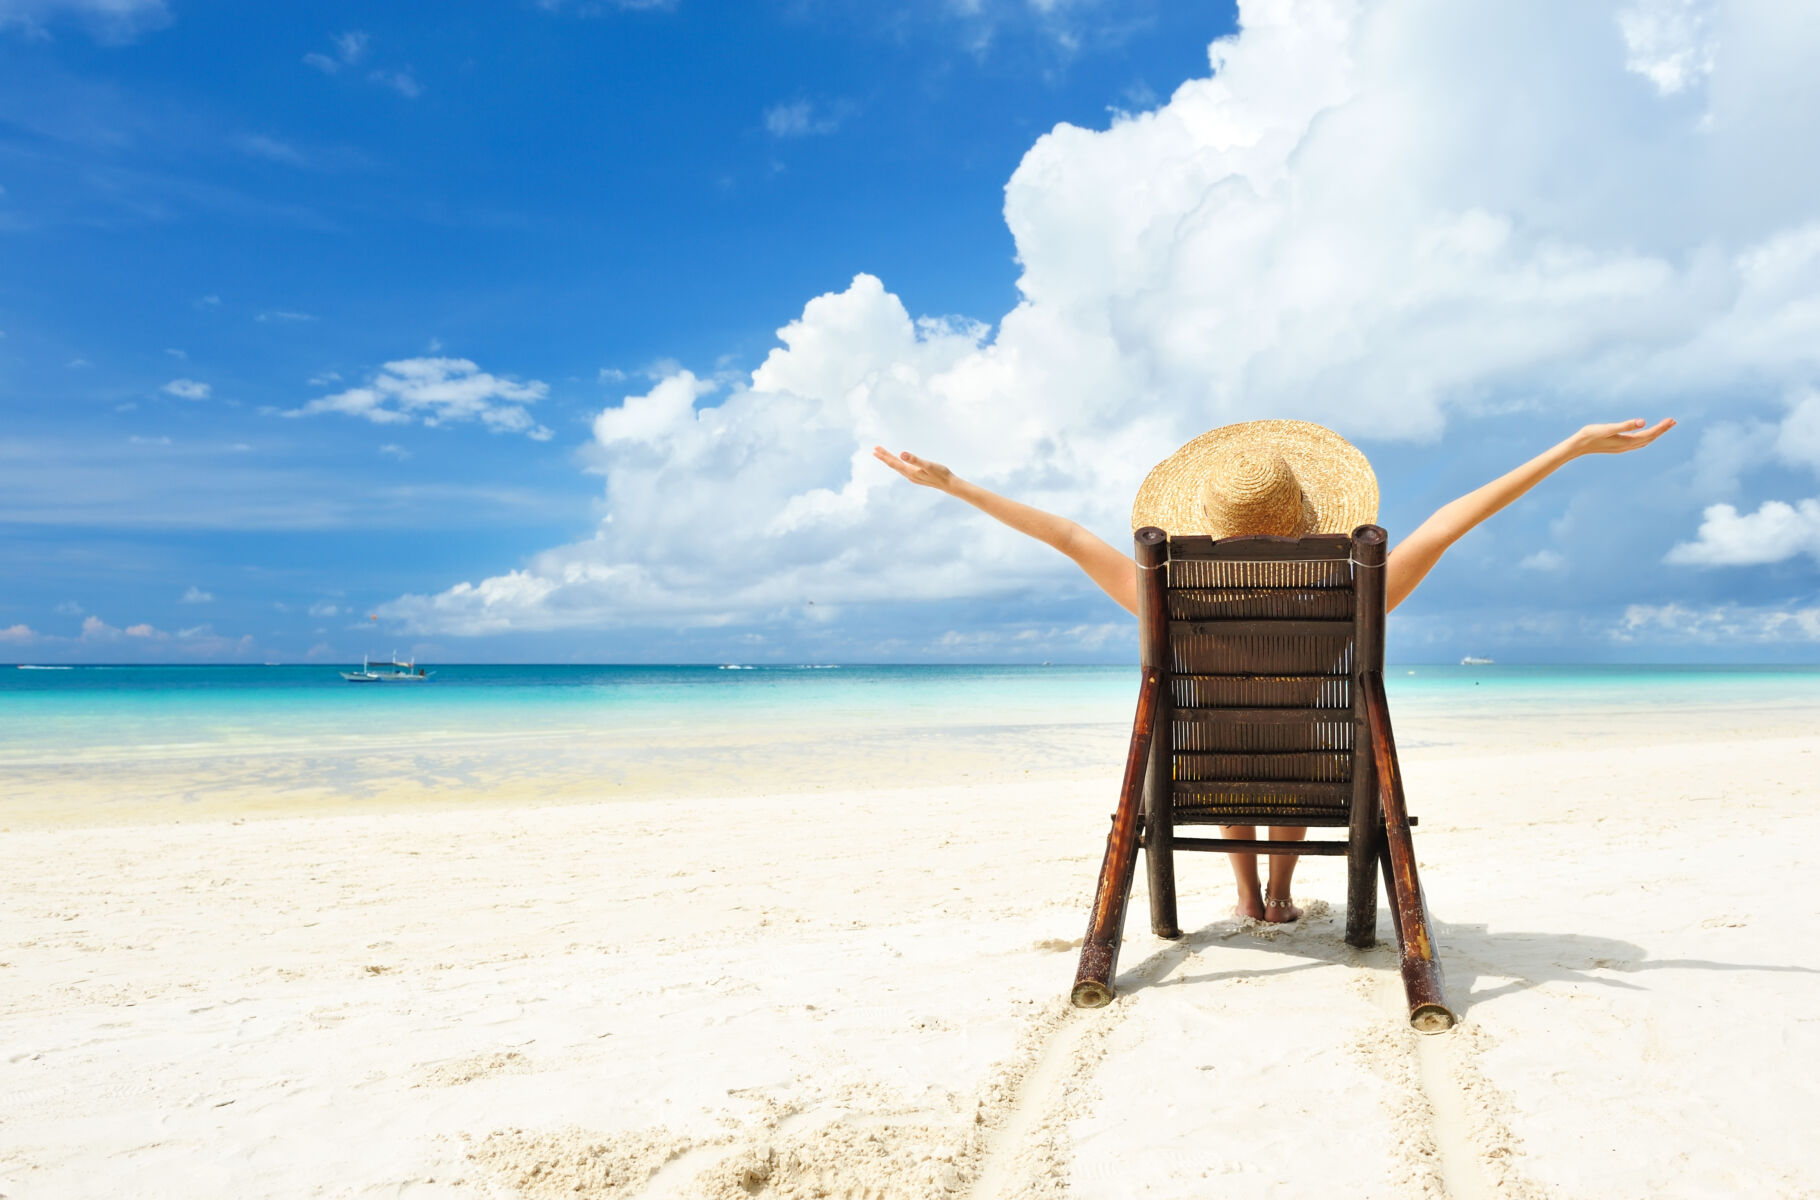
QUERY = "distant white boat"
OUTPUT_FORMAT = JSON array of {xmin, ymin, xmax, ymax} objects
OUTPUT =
[
  {"xmin": 342, "ymin": 653, "xmax": 433, "ymax": 683},
  {"xmin": 1459, "ymin": 655, "xmax": 1495, "ymax": 666}
]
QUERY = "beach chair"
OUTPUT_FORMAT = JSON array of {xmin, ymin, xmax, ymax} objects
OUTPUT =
[{"xmin": 1070, "ymin": 525, "xmax": 1455, "ymax": 1032}]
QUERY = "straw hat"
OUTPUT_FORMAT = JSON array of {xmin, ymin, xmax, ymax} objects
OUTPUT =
[{"xmin": 1131, "ymin": 419, "xmax": 1378, "ymax": 537}]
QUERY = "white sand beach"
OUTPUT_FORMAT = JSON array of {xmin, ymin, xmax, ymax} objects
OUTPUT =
[{"xmin": 4, "ymin": 698, "xmax": 1819, "ymax": 1199}]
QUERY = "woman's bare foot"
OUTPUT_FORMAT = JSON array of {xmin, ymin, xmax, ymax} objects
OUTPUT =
[
  {"xmin": 1264, "ymin": 896, "xmax": 1304, "ymax": 923},
  {"xmin": 1232, "ymin": 893, "xmax": 1266, "ymax": 921}
]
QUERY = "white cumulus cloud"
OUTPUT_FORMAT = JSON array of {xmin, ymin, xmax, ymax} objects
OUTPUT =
[
  {"xmin": 1665, "ymin": 499, "xmax": 1820, "ymax": 566},
  {"xmin": 287, "ymin": 357, "xmax": 553, "ymax": 440},
  {"xmin": 1775, "ymin": 388, "xmax": 1820, "ymax": 474},
  {"xmin": 181, "ymin": 585, "xmax": 213, "ymax": 604},
  {"xmin": 1519, "ymin": 549, "xmax": 1567, "ymax": 572},
  {"xmin": 0, "ymin": 623, "xmax": 35, "ymax": 643},
  {"xmin": 385, "ymin": 0, "xmax": 1820, "ymax": 639},
  {"xmin": 162, "ymin": 378, "xmax": 210, "ymax": 400}
]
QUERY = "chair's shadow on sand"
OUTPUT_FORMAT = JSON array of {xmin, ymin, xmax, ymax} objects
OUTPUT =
[{"xmin": 1113, "ymin": 910, "xmax": 1820, "ymax": 1017}]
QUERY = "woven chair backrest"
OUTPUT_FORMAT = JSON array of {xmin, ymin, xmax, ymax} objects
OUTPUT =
[{"xmin": 1163, "ymin": 533, "xmax": 1362, "ymax": 828}]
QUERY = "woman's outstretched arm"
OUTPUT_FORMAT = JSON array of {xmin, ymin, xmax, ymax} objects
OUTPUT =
[
  {"xmin": 871, "ymin": 446, "xmax": 1140, "ymax": 615},
  {"xmin": 1384, "ymin": 418, "xmax": 1675, "ymax": 612}
]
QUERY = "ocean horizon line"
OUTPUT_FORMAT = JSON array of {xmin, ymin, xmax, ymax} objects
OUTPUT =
[{"xmin": 9, "ymin": 660, "xmax": 1820, "ymax": 670}]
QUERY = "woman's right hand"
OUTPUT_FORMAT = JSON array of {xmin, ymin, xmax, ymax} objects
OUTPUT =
[
  {"xmin": 1569, "ymin": 418, "xmax": 1676, "ymax": 457},
  {"xmin": 872, "ymin": 446, "xmax": 955, "ymax": 492}
]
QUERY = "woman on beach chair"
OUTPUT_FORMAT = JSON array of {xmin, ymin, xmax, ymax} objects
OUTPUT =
[{"xmin": 874, "ymin": 416, "xmax": 1674, "ymax": 924}]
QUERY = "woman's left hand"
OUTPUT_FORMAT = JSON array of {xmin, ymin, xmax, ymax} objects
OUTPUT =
[{"xmin": 1572, "ymin": 418, "xmax": 1676, "ymax": 456}]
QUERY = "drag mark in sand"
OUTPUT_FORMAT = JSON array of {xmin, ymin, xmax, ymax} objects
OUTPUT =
[
  {"xmin": 1352, "ymin": 969, "xmax": 1547, "ymax": 1199},
  {"xmin": 965, "ymin": 999, "xmax": 1116, "ymax": 1200},
  {"xmin": 466, "ymin": 997, "xmax": 1117, "ymax": 1199}
]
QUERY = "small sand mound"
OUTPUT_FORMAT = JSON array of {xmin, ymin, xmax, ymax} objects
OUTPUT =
[
  {"xmin": 469, "ymin": 1126, "xmax": 704, "ymax": 1199},
  {"xmin": 418, "ymin": 1049, "xmax": 532, "ymax": 1088},
  {"xmin": 1222, "ymin": 897, "xmax": 1334, "ymax": 941},
  {"xmin": 689, "ymin": 1124, "xmax": 968, "ymax": 1200}
]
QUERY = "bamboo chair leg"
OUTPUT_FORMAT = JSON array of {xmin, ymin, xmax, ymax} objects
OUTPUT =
[
  {"xmin": 1381, "ymin": 820, "xmax": 1454, "ymax": 1033},
  {"xmin": 1071, "ymin": 800, "xmax": 1142, "ymax": 1008},
  {"xmin": 1345, "ymin": 744, "xmax": 1381, "ymax": 949},
  {"xmin": 1143, "ymin": 774, "xmax": 1181, "ymax": 939},
  {"xmin": 1345, "ymin": 826, "xmax": 1380, "ymax": 947},
  {"xmin": 1377, "ymin": 838, "xmax": 1403, "ymax": 946},
  {"xmin": 1072, "ymin": 670, "xmax": 1162, "ymax": 1008},
  {"xmin": 1362, "ymin": 670, "xmax": 1455, "ymax": 1033}
]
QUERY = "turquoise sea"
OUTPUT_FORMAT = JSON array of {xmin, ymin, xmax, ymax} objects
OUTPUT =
[{"xmin": 5, "ymin": 663, "xmax": 1820, "ymax": 763}]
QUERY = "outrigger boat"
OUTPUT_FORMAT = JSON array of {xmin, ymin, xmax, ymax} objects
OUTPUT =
[{"xmin": 341, "ymin": 653, "xmax": 433, "ymax": 683}]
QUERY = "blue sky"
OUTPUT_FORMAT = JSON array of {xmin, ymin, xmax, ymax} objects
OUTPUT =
[{"xmin": 4, "ymin": 0, "xmax": 1820, "ymax": 665}]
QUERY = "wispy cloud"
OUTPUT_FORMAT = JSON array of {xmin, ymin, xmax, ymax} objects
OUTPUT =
[
  {"xmin": 81, "ymin": 614, "xmax": 164, "ymax": 641},
  {"xmin": 304, "ymin": 30, "xmax": 369, "ymax": 73},
  {"xmin": 932, "ymin": 0, "xmax": 1124, "ymax": 63},
  {"xmin": 0, "ymin": 0, "xmax": 171, "ymax": 43},
  {"xmin": 287, "ymin": 357, "xmax": 553, "ymax": 440},
  {"xmin": 305, "ymin": 31, "xmax": 420, "ymax": 98},
  {"xmin": 162, "ymin": 378, "xmax": 210, "ymax": 400},
  {"xmin": 10, "ymin": 614, "xmax": 258, "ymax": 660},
  {"xmin": 68, "ymin": 615, "xmax": 260, "ymax": 659},
  {"xmin": 535, "ymin": 0, "xmax": 679, "ymax": 13},
  {"xmin": 256, "ymin": 310, "xmax": 316, "ymax": 323},
  {"xmin": 181, "ymin": 585, "xmax": 213, "ymax": 604},
  {"xmin": 1615, "ymin": 601, "xmax": 1820, "ymax": 643},
  {"xmin": 1617, "ymin": 0, "xmax": 1716, "ymax": 96},
  {"xmin": 764, "ymin": 99, "xmax": 853, "ymax": 139},
  {"xmin": 233, "ymin": 134, "xmax": 307, "ymax": 166},
  {"xmin": 367, "ymin": 68, "xmax": 422, "ymax": 99},
  {"xmin": 0, "ymin": 436, "xmax": 576, "ymax": 531}
]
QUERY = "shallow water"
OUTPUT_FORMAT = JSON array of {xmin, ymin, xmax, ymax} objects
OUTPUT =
[{"xmin": 5, "ymin": 663, "xmax": 1820, "ymax": 762}]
